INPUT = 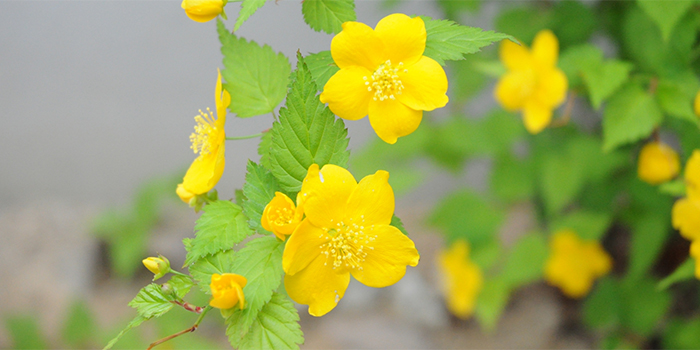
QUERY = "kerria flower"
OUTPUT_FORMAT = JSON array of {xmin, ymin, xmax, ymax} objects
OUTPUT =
[
  {"xmin": 142, "ymin": 255, "xmax": 171, "ymax": 281},
  {"xmin": 544, "ymin": 230, "xmax": 611, "ymax": 298},
  {"xmin": 181, "ymin": 0, "xmax": 226, "ymax": 23},
  {"xmin": 176, "ymin": 69, "xmax": 230, "ymax": 204},
  {"xmin": 437, "ymin": 240, "xmax": 483, "ymax": 319},
  {"xmin": 320, "ymin": 13, "xmax": 448, "ymax": 144},
  {"xmin": 209, "ymin": 273, "xmax": 246, "ymax": 310},
  {"xmin": 637, "ymin": 141, "xmax": 680, "ymax": 185},
  {"xmin": 261, "ymin": 192, "xmax": 303, "ymax": 241},
  {"xmin": 282, "ymin": 164, "xmax": 420, "ymax": 316},
  {"xmin": 495, "ymin": 29, "xmax": 568, "ymax": 134},
  {"xmin": 672, "ymin": 150, "xmax": 700, "ymax": 240}
]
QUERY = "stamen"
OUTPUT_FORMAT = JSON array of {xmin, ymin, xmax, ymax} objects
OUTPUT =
[
  {"xmin": 189, "ymin": 107, "xmax": 218, "ymax": 155},
  {"xmin": 319, "ymin": 220, "xmax": 371, "ymax": 269},
  {"xmin": 366, "ymin": 60, "xmax": 405, "ymax": 102}
]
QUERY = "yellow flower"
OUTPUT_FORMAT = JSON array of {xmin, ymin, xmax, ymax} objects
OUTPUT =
[
  {"xmin": 694, "ymin": 90, "xmax": 700, "ymax": 118},
  {"xmin": 544, "ymin": 230, "xmax": 612, "ymax": 298},
  {"xmin": 261, "ymin": 192, "xmax": 303, "ymax": 241},
  {"xmin": 209, "ymin": 273, "xmax": 247, "ymax": 310},
  {"xmin": 637, "ymin": 141, "xmax": 680, "ymax": 185},
  {"xmin": 177, "ymin": 70, "xmax": 230, "ymax": 204},
  {"xmin": 672, "ymin": 150, "xmax": 700, "ymax": 240},
  {"xmin": 495, "ymin": 30, "xmax": 568, "ymax": 134},
  {"xmin": 319, "ymin": 13, "xmax": 449, "ymax": 144},
  {"xmin": 282, "ymin": 164, "xmax": 420, "ymax": 316},
  {"xmin": 181, "ymin": 0, "xmax": 226, "ymax": 23},
  {"xmin": 142, "ymin": 255, "xmax": 171, "ymax": 280},
  {"xmin": 437, "ymin": 240, "xmax": 483, "ymax": 319}
]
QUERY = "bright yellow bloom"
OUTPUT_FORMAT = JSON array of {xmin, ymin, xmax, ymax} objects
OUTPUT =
[
  {"xmin": 261, "ymin": 192, "xmax": 303, "ymax": 241},
  {"xmin": 437, "ymin": 240, "xmax": 483, "ymax": 319},
  {"xmin": 177, "ymin": 70, "xmax": 230, "ymax": 204},
  {"xmin": 637, "ymin": 141, "xmax": 680, "ymax": 185},
  {"xmin": 282, "ymin": 164, "xmax": 420, "ymax": 316},
  {"xmin": 672, "ymin": 150, "xmax": 700, "ymax": 240},
  {"xmin": 320, "ymin": 13, "xmax": 449, "ymax": 144},
  {"xmin": 544, "ymin": 230, "xmax": 612, "ymax": 298},
  {"xmin": 209, "ymin": 273, "xmax": 247, "ymax": 310},
  {"xmin": 142, "ymin": 255, "xmax": 171, "ymax": 280},
  {"xmin": 495, "ymin": 30, "xmax": 568, "ymax": 134},
  {"xmin": 181, "ymin": 0, "xmax": 225, "ymax": 23},
  {"xmin": 694, "ymin": 90, "xmax": 700, "ymax": 118}
]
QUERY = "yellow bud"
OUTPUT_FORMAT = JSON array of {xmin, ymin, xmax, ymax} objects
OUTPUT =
[
  {"xmin": 209, "ymin": 273, "xmax": 247, "ymax": 310},
  {"xmin": 637, "ymin": 141, "xmax": 680, "ymax": 185},
  {"xmin": 694, "ymin": 90, "xmax": 700, "ymax": 118},
  {"xmin": 261, "ymin": 192, "xmax": 303, "ymax": 241},
  {"xmin": 181, "ymin": 0, "xmax": 225, "ymax": 23},
  {"xmin": 142, "ymin": 256, "xmax": 171, "ymax": 280}
]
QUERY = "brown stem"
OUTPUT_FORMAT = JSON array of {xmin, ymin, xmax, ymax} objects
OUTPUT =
[
  {"xmin": 648, "ymin": 76, "xmax": 659, "ymax": 95},
  {"xmin": 146, "ymin": 325, "xmax": 197, "ymax": 350},
  {"xmin": 171, "ymin": 300, "xmax": 204, "ymax": 313}
]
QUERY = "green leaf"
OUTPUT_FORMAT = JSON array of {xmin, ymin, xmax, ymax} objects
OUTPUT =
[
  {"xmin": 184, "ymin": 200, "xmax": 252, "ymax": 266},
  {"xmin": 474, "ymin": 278, "xmax": 510, "ymax": 331},
  {"xmin": 501, "ymin": 233, "xmax": 548, "ymax": 288},
  {"xmin": 421, "ymin": 16, "xmax": 515, "ymax": 65},
  {"xmin": 583, "ymin": 277, "xmax": 621, "ymax": 330},
  {"xmin": 471, "ymin": 239, "xmax": 503, "ymax": 271},
  {"xmin": 491, "ymin": 154, "xmax": 535, "ymax": 203},
  {"xmin": 656, "ymin": 73, "xmax": 700, "ymax": 126},
  {"xmin": 657, "ymin": 259, "xmax": 695, "ymax": 290},
  {"xmin": 5, "ymin": 315, "xmax": 47, "ymax": 350},
  {"xmin": 301, "ymin": 0, "xmax": 355, "ymax": 34},
  {"xmin": 602, "ymin": 83, "xmax": 663, "ymax": 152},
  {"xmin": 242, "ymin": 161, "xmax": 279, "ymax": 235},
  {"xmin": 538, "ymin": 151, "xmax": 585, "ymax": 214},
  {"xmin": 268, "ymin": 53, "xmax": 350, "ymax": 192},
  {"xmin": 550, "ymin": 211, "xmax": 612, "ymax": 241},
  {"xmin": 218, "ymin": 19, "xmax": 291, "ymax": 118},
  {"xmin": 548, "ymin": 0, "xmax": 596, "ymax": 48},
  {"xmin": 128, "ymin": 284, "xmax": 174, "ymax": 319},
  {"xmin": 305, "ymin": 51, "xmax": 339, "ymax": 91},
  {"xmin": 258, "ymin": 129, "xmax": 274, "ymax": 170},
  {"xmin": 495, "ymin": 6, "xmax": 551, "ymax": 46},
  {"xmin": 227, "ymin": 237, "xmax": 285, "ymax": 340},
  {"xmin": 628, "ymin": 214, "xmax": 670, "ymax": 279},
  {"xmin": 62, "ymin": 300, "xmax": 96, "ymax": 348},
  {"xmin": 391, "ymin": 214, "xmax": 408, "ymax": 235},
  {"xmin": 659, "ymin": 179, "xmax": 687, "ymax": 197},
  {"xmin": 620, "ymin": 277, "xmax": 671, "ymax": 336},
  {"xmin": 662, "ymin": 317, "xmax": 700, "ymax": 349},
  {"xmin": 234, "ymin": 0, "xmax": 267, "ymax": 32},
  {"xmin": 227, "ymin": 293, "xmax": 304, "ymax": 349},
  {"xmin": 437, "ymin": 0, "xmax": 480, "ymax": 20},
  {"xmin": 103, "ymin": 315, "xmax": 146, "ymax": 350},
  {"xmin": 166, "ymin": 275, "xmax": 194, "ymax": 299},
  {"xmin": 189, "ymin": 249, "xmax": 236, "ymax": 294},
  {"xmin": 449, "ymin": 55, "xmax": 490, "ymax": 102},
  {"xmin": 637, "ymin": 0, "xmax": 693, "ymax": 42}
]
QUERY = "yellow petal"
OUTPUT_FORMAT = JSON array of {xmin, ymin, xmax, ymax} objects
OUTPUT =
[
  {"xmin": 500, "ymin": 39, "xmax": 531, "ymax": 71},
  {"xmin": 531, "ymin": 29, "xmax": 559, "ymax": 68},
  {"xmin": 637, "ymin": 141, "xmax": 681, "ymax": 185},
  {"xmin": 345, "ymin": 170, "xmax": 394, "ymax": 226},
  {"xmin": 374, "ymin": 14, "xmax": 426, "ymax": 67},
  {"xmin": 176, "ymin": 183, "xmax": 195, "ymax": 203},
  {"xmin": 284, "ymin": 254, "xmax": 351, "ymax": 317},
  {"xmin": 534, "ymin": 68, "xmax": 568, "ymax": 108},
  {"xmin": 180, "ymin": 140, "xmax": 225, "ymax": 195},
  {"xmin": 522, "ymin": 100, "xmax": 552, "ymax": 134},
  {"xmin": 368, "ymin": 99, "xmax": 422, "ymax": 144},
  {"xmin": 331, "ymin": 21, "xmax": 385, "ymax": 70},
  {"xmin": 437, "ymin": 241, "xmax": 483, "ymax": 319},
  {"xmin": 282, "ymin": 219, "xmax": 328, "ymax": 275},
  {"xmin": 181, "ymin": 0, "xmax": 224, "ymax": 23},
  {"xmin": 686, "ymin": 150, "xmax": 700, "ymax": 200},
  {"xmin": 261, "ymin": 192, "xmax": 300, "ymax": 240},
  {"xmin": 300, "ymin": 164, "xmax": 357, "ymax": 228},
  {"xmin": 320, "ymin": 66, "xmax": 373, "ymax": 121},
  {"xmin": 215, "ymin": 69, "xmax": 230, "ymax": 124},
  {"xmin": 396, "ymin": 56, "xmax": 449, "ymax": 111},
  {"xmin": 672, "ymin": 198, "xmax": 700, "ymax": 240},
  {"xmin": 494, "ymin": 70, "xmax": 536, "ymax": 111},
  {"xmin": 350, "ymin": 224, "xmax": 419, "ymax": 288}
]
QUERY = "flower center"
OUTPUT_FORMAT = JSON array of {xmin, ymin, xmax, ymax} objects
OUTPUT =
[
  {"xmin": 319, "ymin": 216, "xmax": 377, "ymax": 270},
  {"xmin": 189, "ymin": 107, "xmax": 218, "ymax": 155},
  {"xmin": 270, "ymin": 207, "xmax": 294, "ymax": 226},
  {"xmin": 364, "ymin": 60, "xmax": 406, "ymax": 102}
]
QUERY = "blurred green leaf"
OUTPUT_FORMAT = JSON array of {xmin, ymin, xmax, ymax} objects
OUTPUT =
[
  {"xmin": 550, "ymin": 211, "xmax": 612, "ymax": 241},
  {"xmin": 103, "ymin": 315, "xmax": 146, "ymax": 350},
  {"xmin": 495, "ymin": 6, "xmax": 550, "ymax": 45},
  {"xmin": 437, "ymin": 0, "xmax": 480, "ymax": 20},
  {"xmin": 549, "ymin": 1, "xmax": 596, "ymax": 48},
  {"xmin": 657, "ymin": 259, "xmax": 695, "ymax": 290},
  {"xmin": 658, "ymin": 179, "xmax": 687, "ymax": 197},
  {"xmin": 662, "ymin": 317, "xmax": 700, "ymax": 349},
  {"xmin": 501, "ymin": 233, "xmax": 548, "ymax": 288},
  {"xmin": 602, "ymin": 83, "xmax": 663, "ymax": 152},
  {"xmin": 637, "ymin": 0, "xmax": 693, "ymax": 42},
  {"xmin": 5, "ymin": 315, "xmax": 48, "ymax": 350},
  {"xmin": 471, "ymin": 239, "xmax": 503, "ymax": 271},
  {"xmin": 491, "ymin": 154, "xmax": 535, "ymax": 203},
  {"xmin": 475, "ymin": 278, "xmax": 510, "ymax": 331},
  {"xmin": 429, "ymin": 189, "xmax": 505, "ymax": 248},
  {"xmin": 628, "ymin": 214, "xmax": 670, "ymax": 279},
  {"xmin": 620, "ymin": 277, "xmax": 671, "ymax": 336},
  {"xmin": 583, "ymin": 277, "xmax": 621, "ymax": 331},
  {"xmin": 62, "ymin": 300, "xmax": 96, "ymax": 348},
  {"xmin": 448, "ymin": 55, "xmax": 490, "ymax": 103},
  {"xmin": 539, "ymin": 151, "xmax": 585, "ymax": 214},
  {"xmin": 302, "ymin": 0, "xmax": 355, "ymax": 34},
  {"xmin": 656, "ymin": 73, "xmax": 700, "ymax": 126}
]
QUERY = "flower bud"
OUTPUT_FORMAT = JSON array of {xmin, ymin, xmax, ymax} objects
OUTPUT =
[
  {"xmin": 142, "ymin": 255, "xmax": 171, "ymax": 281},
  {"xmin": 209, "ymin": 273, "xmax": 247, "ymax": 310},
  {"xmin": 261, "ymin": 192, "xmax": 303, "ymax": 241},
  {"xmin": 181, "ymin": 0, "xmax": 226, "ymax": 23},
  {"xmin": 637, "ymin": 141, "xmax": 680, "ymax": 185}
]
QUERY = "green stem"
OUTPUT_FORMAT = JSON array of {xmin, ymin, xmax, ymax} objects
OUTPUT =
[
  {"xmin": 170, "ymin": 270, "xmax": 191, "ymax": 279},
  {"xmin": 146, "ymin": 306, "xmax": 212, "ymax": 350},
  {"xmin": 226, "ymin": 133, "xmax": 264, "ymax": 141},
  {"xmin": 194, "ymin": 305, "xmax": 212, "ymax": 326}
]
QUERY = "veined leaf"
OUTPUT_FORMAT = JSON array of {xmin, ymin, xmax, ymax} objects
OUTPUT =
[
  {"xmin": 305, "ymin": 51, "xmax": 339, "ymax": 91},
  {"xmin": 189, "ymin": 249, "xmax": 236, "ymax": 295},
  {"xmin": 637, "ymin": 0, "xmax": 693, "ymax": 42},
  {"xmin": 302, "ymin": 0, "xmax": 356, "ymax": 34},
  {"xmin": 227, "ymin": 293, "xmax": 304, "ymax": 350},
  {"xmin": 218, "ymin": 19, "xmax": 291, "ymax": 118},
  {"xmin": 603, "ymin": 83, "xmax": 663, "ymax": 152},
  {"xmin": 167, "ymin": 275, "xmax": 194, "ymax": 299},
  {"xmin": 268, "ymin": 53, "xmax": 350, "ymax": 193},
  {"xmin": 127, "ymin": 284, "xmax": 174, "ymax": 319},
  {"xmin": 234, "ymin": 0, "xmax": 267, "ymax": 32},
  {"xmin": 242, "ymin": 161, "xmax": 279, "ymax": 235},
  {"xmin": 184, "ymin": 200, "xmax": 252, "ymax": 266}
]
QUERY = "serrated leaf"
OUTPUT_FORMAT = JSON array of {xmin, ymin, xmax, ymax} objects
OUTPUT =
[
  {"xmin": 62, "ymin": 300, "xmax": 96, "ymax": 348},
  {"xmin": 128, "ymin": 284, "xmax": 175, "ymax": 319},
  {"xmin": 218, "ymin": 19, "xmax": 291, "ymax": 118},
  {"xmin": 234, "ymin": 0, "xmax": 267, "ymax": 32},
  {"xmin": 166, "ymin": 275, "xmax": 194, "ymax": 299},
  {"xmin": 269, "ymin": 53, "xmax": 350, "ymax": 192},
  {"xmin": 658, "ymin": 259, "xmax": 695, "ymax": 290},
  {"xmin": 302, "ymin": 0, "xmax": 355, "ymax": 34},
  {"xmin": 184, "ymin": 200, "xmax": 252, "ymax": 266},
  {"xmin": 421, "ymin": 16, "xmax": 514, "ymax": 65},
  {"xmin": 637, "ymin": 0, "xmax": 693, "ymax": 42},
  {"xmin": 603, "ymin": 83, "xmax": 663, "ymax": 152},
  {"xmin": 227, "ymin": 293, "xmax": 304, "ymax": 349},
  {"xmin": 582, "ymin": 60, "xmax": 633, "ymax": 110},
  {"xmin": 226, "ymin": 237, "xmax": 285, "ymax": 340},
  {"xmin": 189, "ymin": 249, "xmax": 236, "ymax": 294},
  {"xmin": 501, "ymin": 233, "xmax": 548, "ymax": 289},
  {"xmin": 243, "ymin": 161, "xmax": 279, "ymax": 235},
  {"xmin": 258, "ymin": 129, "xmax": 274, "ymax": 170},
  {"xmin": 390, "ymin": 215, "xmax": 408, "ymax": 235},
  {"xmin": 103, "ymin": 315, "xmax": 146, "ymax": 350},
  {"xmin": 305, "ymin": 51, "xmax": 339, "ymax": 91}
]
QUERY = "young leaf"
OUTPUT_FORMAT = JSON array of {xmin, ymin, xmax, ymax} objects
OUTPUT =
[
  {"xmin": 302, "ymin": 0, "xmax": 356, "ymax": 34},
  {"xmin": 550, "ymin": 211, "xmax": 612, "ymax": 241},
  {"xmin": 242, "ymin": 161, "xmax": 278, "ymax": 235},
  {"xmin": 189, "ymin": 249, "xmax": 236, "ymax": 295},
  {"xmin": 305, "ymin": 51, "xmax": 339, "ymax": 91},
  {"xmin": 500, "ymin": 233, "xmax": 548, "ymax": 289},
  {"xmin": 628, "ymin": 214, "xmax": 670, "ymax": 280},
  {"xmin": 128, "ymin": 284, "xmax": 176, "ymax": 319},
  {"xmin": 637, "ymin": 0, "xmax": 693, "ymax": 42},
  {"xmin": 539, "ymin": 151, "xmax": 585, "ymax": 214},
  {"xmin": 421, "ymin": 16, "xmax": 515, "ymax": 65},
  {"xmin": 582, "ymin": 60, "xmax": 633, "ymax": 110},
  {"xmin": 234, "ymin": 0, "xmax": 267, "ymax": 32},
  {"xmin": 227, "ymin": 293, "xmax": 304, "ymax": 350},
  {"xmin": 166, "ymin": 275, "xmax": 194, "ymax": 299},
  {"xmin": 217, "ymin": 19, "xmax": 291, "ymax": 118},
  {"xmin": 657, "ymin": 259, "xmax": 695, "ymax": 290},
  {"xmin": 656, "ymin": 73, "xmax": 700, "ymax": 126},
  {"xmin": 268, "ymin": 53, "xmax": 350, "ymax": 192},
  {"xmin": 184, "ymin": 200, "xmax": 252, "ymax": 266},
  {"xmin": 602, "ymin": 83, "xmax": 663, "ymax": 152}
]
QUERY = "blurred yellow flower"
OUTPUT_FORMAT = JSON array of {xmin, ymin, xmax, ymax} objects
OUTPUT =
[
  {"xmin": 437, "ymin": 240, "xmax": 483, "ymax": 319},
  {"xmin": 672, "ymin": 150, "xmax": 700, "ymax": 240},
  {"xmin": 181, "ymin": 0, "xmax": 226, "ymax": 23},
  {"xmin": 177, "ymin": 70, "xmax": 230, "ymax": 204},
  {"xmin": 544, "ymin": 230, "xmax": 611, "ymax": 298},
  {"xmin": 209, "ymin": 273, "xmax": 247, "ymax": 310},
  {"xmin": 261, "ymin": 192, "xmax": 303, "ymax": 241},
  {"xmin": 142, "ymin": 255, "xmax": 170, "ymax": 280},
  {"xmin": 495, "ymin": 30, "xmax": 568, "ymax": 134},
  {"xmin": 320, "ymin": 13, "xmax": 448, "ymax": 144},
  {"xmin": 637, "ymin": 141, "xmax": 680, "ymax": 185},
  {"xmin": 282, "ymin": 164, "xmax": 420, "ymax": 316}
]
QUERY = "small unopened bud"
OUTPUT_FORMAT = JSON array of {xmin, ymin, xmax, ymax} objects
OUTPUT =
[
  {"xmin": 181, "ymin": 0, "xmax": 227, "ymax": 23},
  {"xmin": 142, "ymin": 255, "xmax": 171, "ymax": 281},
  {"xmin": 160, "ymin": 282, "xmax": 174, "ymax": 296}
]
